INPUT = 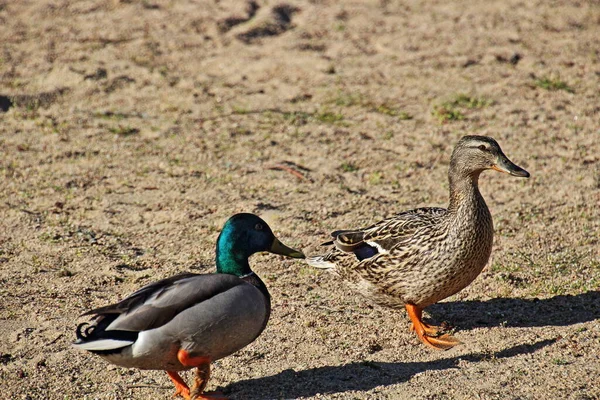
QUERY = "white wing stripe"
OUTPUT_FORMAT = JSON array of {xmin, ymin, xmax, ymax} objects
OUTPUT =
[
  {"xmin": 366, "ymin": 241, "xmax": 389, "ymax": 254},
  {"xmin": 73, "ymin": 339, "xmax": 134, "ymax": 351}
]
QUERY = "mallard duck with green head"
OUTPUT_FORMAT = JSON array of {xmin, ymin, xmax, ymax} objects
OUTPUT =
[
  {"xmin": 74, "ymin": 213, "xmax": 304, "ymax": 399},
  {"xmin": 308, "ymin": 136, "xmax": 529, "ymax": 350}
]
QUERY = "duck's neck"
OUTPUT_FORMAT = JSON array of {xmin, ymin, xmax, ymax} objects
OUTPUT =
[
  {"xmin": 215, "ymin": 235, "xmax": 270, "ymax": 299},
  {"xmin": 446, "ymin": 164, "xmax": 495, "ymax": 267},
  {"xmin": 447, "ymin": 169, "xmax": 486, "ymax": 215},
  {"xmin": 215, "ymin": 232, "xmax": 252, "ymax": 277}
]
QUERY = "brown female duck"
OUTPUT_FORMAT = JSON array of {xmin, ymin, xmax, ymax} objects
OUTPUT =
[{"xmin": 308, "ymin": 136, "xmax": 529, "ymax": 350}]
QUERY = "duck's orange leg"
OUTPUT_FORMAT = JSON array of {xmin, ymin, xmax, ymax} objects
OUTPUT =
[
  {"xmin": 405, "ymin": 303, "xmax": 461, "ymax": 350},
  {"xmin": 177, "ymin": 350, "xmax": 227, "ymax": 400},
  {"xmin": 167, "ymin": 371, "xmax": 191, "ymax": 400}
]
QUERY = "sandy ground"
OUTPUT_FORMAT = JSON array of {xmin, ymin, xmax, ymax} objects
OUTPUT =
[{"xmin": 1, "ymin": 0, "xmax": 599, "ymax": 399}]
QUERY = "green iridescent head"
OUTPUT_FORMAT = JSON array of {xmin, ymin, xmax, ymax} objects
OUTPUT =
[{"xmin": 216, "ymin": 213, "xmax": 305, "ymax": 276}]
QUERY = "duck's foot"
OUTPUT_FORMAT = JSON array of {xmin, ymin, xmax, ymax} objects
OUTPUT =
[
  {"xmin": 190, "ymin": 361, "xmax": 211, "ymax": 398},
  {"xmin": 167, "ymin": 371, "xmax": 191, "ymax": 400},
  {"xmin": 177, "ymin": 350, "xmax": 216, "ymax": 400},
  {"xmin": 405, "ymin": 303, "xmax": 461, "ymax": 350}
]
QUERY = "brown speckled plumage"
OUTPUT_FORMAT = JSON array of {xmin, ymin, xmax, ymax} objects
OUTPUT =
[{"xmin": 308, "ymin": 135, "xmax": 529, "ymax": 349}]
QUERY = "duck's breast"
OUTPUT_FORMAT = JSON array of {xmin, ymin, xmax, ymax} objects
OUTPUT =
[{"xmin": 414, "ymin": 206, "xmax": 494, "ymax": 306}]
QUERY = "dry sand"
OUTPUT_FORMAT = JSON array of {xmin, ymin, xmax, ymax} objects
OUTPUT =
[{"xmin": 1, "ymin": 0, "xmax": 599, "ymax": 399}]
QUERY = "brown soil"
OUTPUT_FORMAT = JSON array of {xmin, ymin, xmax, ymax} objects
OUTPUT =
[{"xmin": 1, "ymin": 0, "xmax": 599, "ymax": 399}]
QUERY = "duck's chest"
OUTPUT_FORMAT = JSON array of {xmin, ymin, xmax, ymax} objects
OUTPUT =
[
  {"xmin": 418, "ymin": 206, "xmax": 494, "ymax": 303},
  {"xmin": 447, "ymin": 206, "xmax": 494, "ymax": 266}
]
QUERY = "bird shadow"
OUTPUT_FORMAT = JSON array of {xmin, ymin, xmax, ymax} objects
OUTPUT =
[
  {"xmin": 222, "ymin": 339, "xmax": 556, "ymax": 399},
  {"xmin": 427, "ymin": 290, "xmax": 599, "ymax": 329}
]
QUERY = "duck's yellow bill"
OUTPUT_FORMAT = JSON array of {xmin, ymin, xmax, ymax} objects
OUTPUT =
[{"xmin": 270, "ymin": 238, "xmax": 305, "ymax": 259}]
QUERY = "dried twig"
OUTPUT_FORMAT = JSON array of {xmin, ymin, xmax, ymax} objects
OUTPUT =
[
  {"xmin": 268, "ymin": 163, "xmax": 310, "ymax": 181},
  {"xmin": 46, "ymin": 334, "xmax": 64, "ymax": 346},
  {"xmin": 126, "ymin": 384, "xmax": 171, "ymax": 390}
]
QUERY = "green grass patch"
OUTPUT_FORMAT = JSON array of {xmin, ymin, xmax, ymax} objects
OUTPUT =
[
  {"xmin": 432, "ymin": 93, "xmax": 491, "ymax": 123},
  {"xmin": 368, "ymin": 171, "xmax": 383, "ymax": 185},
  {"xmin": 109, "ymin": 126, "xmax": 139, "ymax": 136},
  {"xmin": 432, "ymin": 104, "xmax": 465, "ymax": 123},
  {"xmin": 282, "ymin": 111, "xmax": 311, "ymax": 125},
  {"xmin": 340, "ymin": 162, "xmax": 359, "ymax": 172},
  {"xmin": 447, "ymin": 94, "xmax": 492, "ymax": 109},
  {"xmin": 315, "ymin": 110, "xmax": 343, "ymax": 123},
  {"xmin": 334, "ymin": 92, "xmax": 363, "ymax": 107},
  {"xmin": 329, "ymin": 91, "xmax": 412, "ymax": 119},
  {"xmin": 94, "ymin": 111, "xmax": 128, "ymax": 120},
  {"xmin": 232, "ymin": 106, "xmax": 251, "ymax": 115},
  {"xmin": 535, "ymin": 76, "xmax": 575, "ymax": 93},
  {"xmin": 373, "ymin": 104, "xmax": 412, "ymax": 119}
]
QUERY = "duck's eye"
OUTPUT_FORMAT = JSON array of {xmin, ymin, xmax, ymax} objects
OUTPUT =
[
  {"xmin": 254, "ymin": 223, "xmax": 263, "ymax": 231},
  {"xmin": 478, "ymin": 145, "xmax": 488, "ymax": 151}
]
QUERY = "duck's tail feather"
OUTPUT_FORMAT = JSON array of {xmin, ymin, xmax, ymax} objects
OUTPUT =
[
  {"xmin": 73, "ymin": 318, "xmax": 137, "ymax": 354},
  {"xmin": 306, "ymin": 255, "xmax": 336, "ymax": 270},
  {"xmin": 73, "ymin": 338, "xmax": 135, "ymax": 352}
]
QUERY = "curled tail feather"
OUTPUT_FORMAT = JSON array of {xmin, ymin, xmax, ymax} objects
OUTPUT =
[{"xmin": 306, "ymin": 255, "xmax": 336, "ymax": 270}]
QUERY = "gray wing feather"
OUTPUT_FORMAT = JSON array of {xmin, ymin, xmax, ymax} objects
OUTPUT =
[{"xmin": 94, "ymin": 274, "xmax": 247, "ymax": 333}]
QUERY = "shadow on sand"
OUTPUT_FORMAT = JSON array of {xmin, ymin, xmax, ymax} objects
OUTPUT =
[
  {"xmin": 223, "ymin": 291, "xmax": 599, "ymax": 399},
  {"xmin": 223, "ymin": 339, "xmax": 556, "ymax": 399},
  {"xmin": 428, "ymin": 290, "xmax": 599, "ymax": 329}
]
